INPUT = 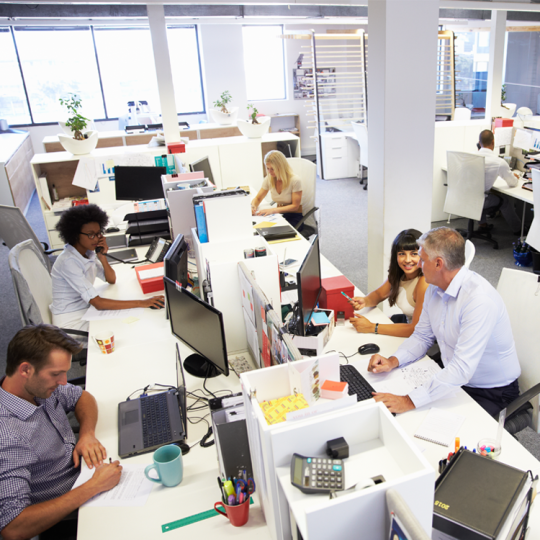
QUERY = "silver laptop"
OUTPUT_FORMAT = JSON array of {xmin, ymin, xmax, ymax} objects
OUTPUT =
[{"xmin": 118, "ymin": 344, "xmax": 187, "ymax": 458}]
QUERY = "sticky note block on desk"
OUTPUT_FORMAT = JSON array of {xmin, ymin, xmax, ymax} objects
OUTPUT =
[{"xmin": 320, "ymin": 380, "xmax": 348, "ymax": 400}]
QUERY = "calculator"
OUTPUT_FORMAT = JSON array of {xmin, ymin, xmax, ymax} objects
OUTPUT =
[{"xmin": 290, "ymin": 453, "xmax": 345, "ymax": 494}]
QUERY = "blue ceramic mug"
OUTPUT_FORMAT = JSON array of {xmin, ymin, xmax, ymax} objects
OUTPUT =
[{"xmin": 144, "ymin": 445, "xmax": 183, "ymax": 487}]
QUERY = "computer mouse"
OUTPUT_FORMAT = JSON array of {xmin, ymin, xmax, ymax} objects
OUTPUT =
[
  {"xmin": 358, "ymin": 343, "xmax": 380, "ymax": 355},
  {"xmin": 150, "ymin": 303, "xmax": 165, "ymax": 310},
  {"xmin": 106, "ymin": 227, "xmax": 120, "ymax": 233}
]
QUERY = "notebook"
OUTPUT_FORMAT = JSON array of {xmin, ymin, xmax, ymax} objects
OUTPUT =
[
  {"xmin": 118, "ymin": 344, "xmax": 187, "ymax": 458},
  {"xmin": 257, "ymin": 225, "xmax": 297, "ymax": 241},
  {"xmin": 414, "ymin": 407, "xmax": 465, "ymax": 447}
]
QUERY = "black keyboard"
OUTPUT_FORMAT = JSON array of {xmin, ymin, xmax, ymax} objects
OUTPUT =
[
  {"xmin": 141, "ymin": 393, "xmax": 172, "ymax": 448},
  {"xmin": 340, "ymin": 364, "xmax": 376, "ymax": 402}
]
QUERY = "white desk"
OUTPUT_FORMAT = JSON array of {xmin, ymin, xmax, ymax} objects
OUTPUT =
[{"xmin": 79, "ymin": 238, "xmax": 540, "ymax": 539}]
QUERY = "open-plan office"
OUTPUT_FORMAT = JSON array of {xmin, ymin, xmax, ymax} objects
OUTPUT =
[{"xmin": 2, "ymin": 1, "xmax": 540, "ymax": 539}]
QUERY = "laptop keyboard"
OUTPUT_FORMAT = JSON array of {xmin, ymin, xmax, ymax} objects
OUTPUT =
[
  {"xmin": 340, "ymin": 364, "xmax": 376, "ymax": 402},
  {"xmin": 141, "ymin": 393, "xmax": 172, "ymax": 448}
]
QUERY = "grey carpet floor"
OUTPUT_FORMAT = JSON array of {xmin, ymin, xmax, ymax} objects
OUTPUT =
[{"xmin": 0, "ymin": 178, "xmax": 535, "ymax": 376}]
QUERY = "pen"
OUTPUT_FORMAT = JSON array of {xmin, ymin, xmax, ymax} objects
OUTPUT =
[
  {"xmin": 228, "ymin": 494, "xmax": 236, "ymax": 506},
  {"xmin": 109, "ymin": 458, "xmax": 112, "ymax": 464},
  {"xmin": 455, "ymin": 437, "xmax": 460, "ymax": 453},
  {"xmin": 217, "ymin": 477, "xmax": 227, "ymax": 502},
  {"xmin": 341, "ymin": 291, "xmax": 352, "ymax": 301}
]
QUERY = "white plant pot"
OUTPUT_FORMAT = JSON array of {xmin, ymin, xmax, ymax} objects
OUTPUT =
[
  {"xmin": 500, "ymin": 103, "xmax": 516, "ymax": 119},
  {"xmin": 58, "ymin": 130, "xmax": 99, "ymax": 155},
  {"xmin": 237, "ymin": 116, "xmax": 271, "ymax": 139},
  {"xmin": 58, "ymin": 120, "xmax": 95, "ymax": 135},
  {"xmin": 210, "ymin": 107, "xmax": 238, "ymax": 126}
]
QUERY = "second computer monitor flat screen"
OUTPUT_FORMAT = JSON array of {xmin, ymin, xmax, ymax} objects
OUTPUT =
[
  {"xmin": 189, "ymin": 156, "xmax": 214, "ymax": 186},
  {"xmin": 114, "ymin": 166, "xmax": 166, "ymax": 201},
  {"xmin": 297, "ymin": 235, "xmax": 322, "ymax": 336},
  {"xmin": 164, "ymin": 277, "xmax": 229, "ymax": 376}
]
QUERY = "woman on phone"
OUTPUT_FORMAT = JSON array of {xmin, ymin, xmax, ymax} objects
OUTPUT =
[
  {"xmin": 348, "ymin": 229, "xmax": 428, "ymax": 338},
  {"xmin": 51, "ymin": 204, "xmax": 164, "ymax": 331}
]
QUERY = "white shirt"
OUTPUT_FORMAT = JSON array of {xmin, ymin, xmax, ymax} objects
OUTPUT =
[
  {"xmin": 50, "ymin": 244, "xmax": 106, "ymax": 315},
  {"xmin": 393, "ymin": 266, "xmax": 521, "ymax": 409},
  {"xmin": 478, "ymin": 147, "xmax": 519, "ymax": 192},
  {"xmin": 261, "ymin": 174, "xmax": 302, "ymax": 207}
]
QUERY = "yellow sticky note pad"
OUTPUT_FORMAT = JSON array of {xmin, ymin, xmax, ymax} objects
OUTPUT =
[
  {"xmin": 253, "ymin": 221, "xmax": 277, "ymax": 229},
  {"xmin": 123, "ymin": 316, "xmax": 140, "ymax": 324},
  {"xmin": 106, "ymin": 159, "xmax": 115, "ymax": 169}
]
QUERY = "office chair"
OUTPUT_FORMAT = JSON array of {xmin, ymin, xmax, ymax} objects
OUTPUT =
[
  {"xmin": 351, "ymin": 121, "xmax": 368, "ymax": 190},
  {"xmin": 453, "ymin": 107, "xmax": 472, "ymax": 121},
  {"xmin": 444, "ymin": 151, "xmax": 501, "ymax": 249},
  {"xmin": 495, "ymin": 268, "xmax": 540, "ymax": 454},
  {"xmin": 464, "ymin": 239, "xmax": 475, "ymax": 268},
  {"xmin": 8, "ymin": 240, "xmax": 88, "ymax": 371},
  {"xmin": 0, "ymin": 204, "xmax": 60, "ymax": 272},
  {"xmin": 286, "ymin": 157, "xmax": 320, "ymax": 239}
]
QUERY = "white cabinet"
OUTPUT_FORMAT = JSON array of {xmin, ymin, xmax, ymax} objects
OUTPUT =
[{"xmin": 318, "ymin": 132, "xmax": 359, "ymax": 180}]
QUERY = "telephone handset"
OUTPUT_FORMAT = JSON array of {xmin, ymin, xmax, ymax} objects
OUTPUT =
[{"xmin": 145, "ymin": 237, "xmax": 171, "ymax": 263}]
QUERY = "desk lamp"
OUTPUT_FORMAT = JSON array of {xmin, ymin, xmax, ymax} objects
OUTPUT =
[{"xmin": 515, "ymin": 106, "xmax": 533, "ymax": 128}]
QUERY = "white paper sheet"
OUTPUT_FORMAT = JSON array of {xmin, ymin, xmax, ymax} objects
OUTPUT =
[
  {"xmin": 514, "ymin": 129, "xmax": 533, "ymax": 151},
  {"xmin": 82, "ymin": 305, "xmax": 145, "ymax": 321},
  {"xmin": 73, "ymin": 157, "xmax": 98, "ymax": 190},
  {"xmin": 239, "ymin": 267, "xmax": 255, "ymax": 326},
  {"xmin": 72, "ymin": 464, "xmax": 155, "ymax": 507},
  {"xmin": 494, "ymin": 126, "xmax": 513, "ymax": 147},
  {"xmin": 138, "ymin": 267, "xmax": 164, "ymax": 280}
]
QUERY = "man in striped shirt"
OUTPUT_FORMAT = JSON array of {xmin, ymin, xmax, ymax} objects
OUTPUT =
[{"xmin": 0, "ymin": 325, "xmax": 122, "ymax": 540}]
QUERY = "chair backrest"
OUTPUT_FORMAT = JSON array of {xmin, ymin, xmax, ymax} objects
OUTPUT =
[
  {"xmin": 464, "ymin": 239, "xmax": 475, "ymax": 268},
  {"xmin": 8, "ymin": 239, "xmax": 53, "ymax": 326},
  {"xmin": 497, "ymin": 267, "xmax": 540, "ymax": 430},
  {"xmin": 0, "ymin": 204, "xmax": 51, "ymax": 272},
  {"xmin": 453, "ymin": 107, "xmax": 472, "ymax": 121},
  {"xmin": 286, "ymin": 157, "xmax": 317, "ymax": 229},
  {"xmin": 444, "ymin": 151, "xmax": 486, "ymax": 221},
  {"xmin": 351, "ymin": 122, "xmax": 368, "ymax": 167}
]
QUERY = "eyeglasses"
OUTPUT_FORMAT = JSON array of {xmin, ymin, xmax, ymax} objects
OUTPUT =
[{"xmin": 79, "ymin": 231, "xmax": 104, "ymax": 240}]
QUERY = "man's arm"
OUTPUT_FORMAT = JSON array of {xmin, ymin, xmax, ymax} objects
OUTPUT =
[
  {"xmin": 499, "ymin": 160, "xmax": 519, "ymax": 188},
  {"xmin": 1, "ymin": 462, "xmax": 122, "ymax": 540},
  {"xmin": 73, "ymin": 390, "xmax": 106, "ymax": 469}
]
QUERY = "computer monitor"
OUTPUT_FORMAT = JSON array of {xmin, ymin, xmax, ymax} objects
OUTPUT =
[
  {"xmin": 114, "ymin": 166, "xmax": 166, "ymax": 201},
  {"xmin": 295, "ymin": 235, "xmax": 322, "ymax": 337},
  {"xmin": 163, "ymin": 277, "xmax": 229, "ymax": 379},
  {"xmin": 164, "ymin": 234, "xmax": 188, "ymax": 287},
  {"xmin": 189, "ymin": 156, "xmax": 215, "ymax": 186}
]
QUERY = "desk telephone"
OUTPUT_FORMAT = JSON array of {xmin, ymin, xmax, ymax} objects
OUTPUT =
[{"xmin": 146, "ymin": 237, "xmax": 171, "ymax": 263}]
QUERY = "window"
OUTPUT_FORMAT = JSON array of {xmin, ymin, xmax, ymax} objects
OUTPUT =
[
  {"xmin": 13, "ymin": 26, "xmax": 104, "ymax": 124},
  {"xmin": 242, "ymin": 25, "xmax": 285, "ymax": 101},
  {"xmin": 0, "ymin": 28, "xmax": 31, "ymax": 124},
  {"xmin": 1, "ymin": 24, "xmax": 205, "ymax": 126}
]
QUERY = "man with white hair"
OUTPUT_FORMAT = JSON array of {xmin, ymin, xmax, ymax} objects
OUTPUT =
[{"xmin": 368, "ymin": 227, "xmax": 521, "ymax": 415}]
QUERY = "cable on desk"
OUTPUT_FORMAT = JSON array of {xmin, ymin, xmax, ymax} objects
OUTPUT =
[{"xmin": 326, "ymin": 349, "xmax": 359, "ymax": 365}]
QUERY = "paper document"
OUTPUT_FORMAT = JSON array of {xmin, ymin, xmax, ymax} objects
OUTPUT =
[
  {"xmin": 95, "ymin": 157, "xmax": 116, "ymax": 177},
  {"xmin": 494, "ymin": 126, "xmax": 513, "ymax": 147},
  {"xmin": 82, "ymin": 305, "xmax": 144, "ymax": 321},
  {"xmin": 72, "ymin": 157, "xmax": 98, "ymax": 191},
  {"xmin": 414, "ymin": 407, "xmax": 465, "ymax": 447},
  {"xmin": 514, "ymin": 129, "xmax": 533, "ymax": 151},
  {"xmin": 73, "ymin": 464, "xmax": 154, "ymax": 507},
  {"xmin": 138, "ymin": 267, "xmax": 164, "ymax": 280}
]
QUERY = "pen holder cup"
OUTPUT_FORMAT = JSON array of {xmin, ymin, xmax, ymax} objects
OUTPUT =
[{"xmin": 214, "ymin": 497, "xmax": 250, "ymax": 527}]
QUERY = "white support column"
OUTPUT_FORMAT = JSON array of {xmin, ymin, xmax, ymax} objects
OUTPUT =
[
  {"xmin": 147, "ymin": 4, "xmax": 180, "ymax": 143},
  {"xmin": 486, "ymin": 10, "xmax": 507, "ymax": 120},
  {"xmin": 367, "ymin": 0, "xmax": 438, "ymax": 292}
]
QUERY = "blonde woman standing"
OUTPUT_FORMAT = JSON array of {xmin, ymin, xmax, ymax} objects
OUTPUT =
[{"xmin": 251, "ymin": 150, "xmax": 304, "ymax": 228}]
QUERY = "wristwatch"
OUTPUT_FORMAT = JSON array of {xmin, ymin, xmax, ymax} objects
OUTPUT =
[{"xmin": 374, "ymin": 323, "xmax": 379, "ymax": 334}]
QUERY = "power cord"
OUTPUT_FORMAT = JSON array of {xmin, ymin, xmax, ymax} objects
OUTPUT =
[{"xmin": 326, "ymin": 349, "xmax": 359, "ymax": 365}]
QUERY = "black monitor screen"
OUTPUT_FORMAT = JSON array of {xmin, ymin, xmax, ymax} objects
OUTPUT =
[
  {"xmin": 296, "ymin": 235, "xmax": 321, "ymax": 336},
  {"xmin": 164, "ymin": 234, "xmax": 188, "ymax": 286},
  {"xmin": 114, "ymin": 166, "xmax": 166, "ymax": 201},
  {"xmin": 189, "ymin": 156, "xmax": 214, "ymax": 186},
  {"xmin": 164, "ymin": 277, "xmax": 229, "ymax": 379}
]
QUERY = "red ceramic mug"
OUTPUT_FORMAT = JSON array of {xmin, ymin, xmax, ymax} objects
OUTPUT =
[{"xmin": 214, "ymin": 497, "xmax": 250, "ymax": 527}]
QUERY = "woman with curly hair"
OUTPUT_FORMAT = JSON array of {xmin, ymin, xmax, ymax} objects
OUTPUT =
[
  {"xmin": 348, "ymin": 229, "xmax": 428, "ymax": 338},
  {"xmin": 50, "ymin": 204, "xmax": 164, "ymax": 331},
  {"xmin": 250, "ymin": 150, "xmax": 303, "ymax": 228}
]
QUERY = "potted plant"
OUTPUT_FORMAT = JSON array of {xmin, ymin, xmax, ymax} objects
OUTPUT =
[
  {"xmin": 500, "ymin": 84, "xmax": 516, "ymax": 119},
  {"xmin": 237, "ymin": 104, "xmax": 271, "ymax": 139},
  {"xmin": 210, "ymin": 91, "xmax": 239, "ymax": 125},
  {"xmin": 57, "ymin": 93, "xmax": 98, "ymax": 155}
]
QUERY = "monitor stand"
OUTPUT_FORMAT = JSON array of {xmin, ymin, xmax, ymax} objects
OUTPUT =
[{"xmin": 183, "ymin": 354, "xmax": 220, "ymax": 379}]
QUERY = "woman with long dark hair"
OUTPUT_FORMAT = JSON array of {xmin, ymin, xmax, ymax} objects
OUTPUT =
[{"xmin": 348, "ymin": 229, "xmax": 428, "ymax": 338}]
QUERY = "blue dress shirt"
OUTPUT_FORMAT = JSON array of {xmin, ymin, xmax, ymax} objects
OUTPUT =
[
  {"xmin": 50, "ymin": 244, "xmax": 106, "ymax": 315},
  {"xmin": 393, "ymin": 266, "xmax": 521, "ymax": 409},
  {"xmin": 0, "ymin": 383, "xmax": 83, "ymax": 532}
]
